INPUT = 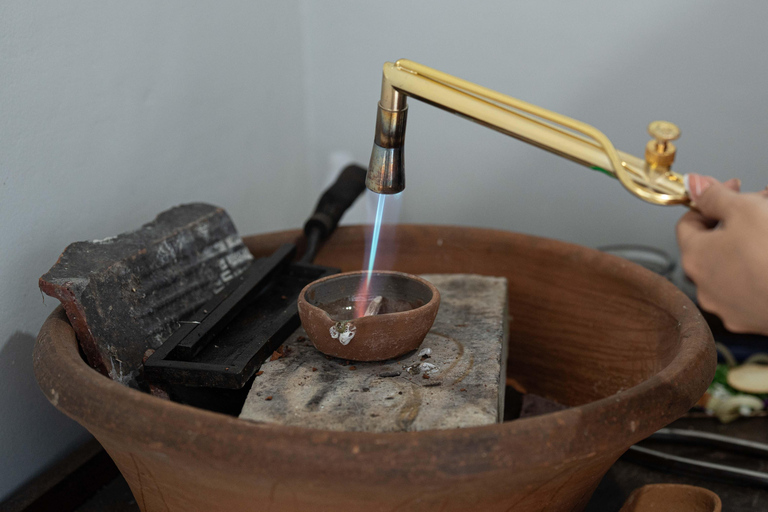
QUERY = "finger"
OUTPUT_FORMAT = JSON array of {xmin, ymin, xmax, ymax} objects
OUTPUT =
[
  {"xmin": 676, "ymin": 209, "xmax": 711, "ymax": 252},
  {"xmin": 693, "ymin": 181, "xmax": 741, "ymax": 221},
  {"xmin": 684, "ymin": 174, "xmax": 741, "ymax": 200},
  {"xmin": 722, "ymin": 178, "xmax": 741, "ymax": 192},
  {"xmin": 685, "ymin": 174, "xmax": 719, "ymax": 201}
]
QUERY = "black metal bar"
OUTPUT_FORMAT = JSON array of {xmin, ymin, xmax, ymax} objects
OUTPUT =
[
  {"xmin": 143, "ymin": 261, "xmax": 338, "ymax": 390},
  {"xmin": 171, "ymin": 243, "xmax": 296, "ymax": 360}
]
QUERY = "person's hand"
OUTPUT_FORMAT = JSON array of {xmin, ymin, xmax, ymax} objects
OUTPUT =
[{"xmin": 677, "ymin": 175, "xmax": 768, "ymax": 335}]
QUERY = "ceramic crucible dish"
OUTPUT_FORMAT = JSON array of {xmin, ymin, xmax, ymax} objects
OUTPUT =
[{"xmin": 297, "ymin": 270, "xmax": 440, "ymax": 361}]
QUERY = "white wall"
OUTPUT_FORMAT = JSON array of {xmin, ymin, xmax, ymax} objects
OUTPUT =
[
  {"xmin": 2, "ymin": 0, "xmax": 768, "ymax": 501},
  {"xmin": 0, "ymin": 1, "xmax": 309, "ymax": 500}
]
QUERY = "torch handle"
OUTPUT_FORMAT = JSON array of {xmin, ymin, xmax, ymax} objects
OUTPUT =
[{"xmin": 301, "ymin": 164, "xmax": 368, "ymax": 262}]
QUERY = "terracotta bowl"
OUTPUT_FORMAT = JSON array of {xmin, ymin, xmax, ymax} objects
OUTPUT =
[
  {"xmin": 619, "ymin": 484, "xmax": 722, "ymax": 512},
  {"xmin": 34, "ymin": 225, "xmax": 715, "ymax": 512},
  {"xmin": 298, "ymin": 270, "xmax": 440, "ymax": 361}
]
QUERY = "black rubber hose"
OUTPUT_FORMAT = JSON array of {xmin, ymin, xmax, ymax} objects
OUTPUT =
[
  {"xmin": 300, "ymin": 228, "xmax": 323, "ymax": 265},
  {"xmin": 300, "ymin": 164, "xmax": 368, "ymax": 263}
]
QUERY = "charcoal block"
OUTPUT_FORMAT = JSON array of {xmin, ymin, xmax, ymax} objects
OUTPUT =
[{"xmin": 39, "ymin": 203, "xmax": 253, "ymax": 388}]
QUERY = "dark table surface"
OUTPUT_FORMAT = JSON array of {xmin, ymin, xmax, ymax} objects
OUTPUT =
[{"xmin": 585, "ymin": 416, "xmax": 768, "ymax": 511}]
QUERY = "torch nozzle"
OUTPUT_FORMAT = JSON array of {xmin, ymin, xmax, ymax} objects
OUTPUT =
[
  {"xmin": 366, "ymin": 103, "xmax": 407, "ymax": 194},
  {"xmin": 367, "ymin": 144, "xmax": 404, "ymax": 194}
]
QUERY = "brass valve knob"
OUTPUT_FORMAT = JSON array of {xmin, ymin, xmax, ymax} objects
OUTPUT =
[{"xmin": 645, "ymin": 121, "xmax": 680, "ymax": 168}]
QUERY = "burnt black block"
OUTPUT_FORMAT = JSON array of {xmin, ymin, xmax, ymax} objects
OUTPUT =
[{"xmin": 40, "ymin": 203, "xmax": 253, "ymax": 389}]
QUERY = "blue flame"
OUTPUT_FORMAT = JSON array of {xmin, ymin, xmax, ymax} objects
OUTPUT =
[{"xmin": 366, "ymin": 193, "xmax": 386, "ymax": 288}]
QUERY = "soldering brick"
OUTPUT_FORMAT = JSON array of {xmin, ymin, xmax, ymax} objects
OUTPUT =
[{"xmin": 240, "ymin": 274, "xmax": 508, "ymax": 432}]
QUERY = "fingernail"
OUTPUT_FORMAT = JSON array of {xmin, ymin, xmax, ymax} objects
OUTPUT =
[
  {"xmin": 684, "ymin": 173, "xmax": 717, "ymax": 201},
  {"xmin": 685, "ymin": 174, "xmax": 717, "ymax": 201}
]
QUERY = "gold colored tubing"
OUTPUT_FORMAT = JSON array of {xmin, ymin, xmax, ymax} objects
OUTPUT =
[{"xmin": 379, "ymin": 59, "xmax": 689, "ymax": 206}]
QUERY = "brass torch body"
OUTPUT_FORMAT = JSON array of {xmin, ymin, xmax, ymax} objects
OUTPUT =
[{"xmin": 366, "ymin": 59, "xmax": 690, "ymax": 206}]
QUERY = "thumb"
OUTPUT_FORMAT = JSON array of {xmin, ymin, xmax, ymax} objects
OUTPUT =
[
  {"xmin": 685, "ymin": 174, "xmax": 719, "ymax": 202},
  {"xmin": 694, "ymin": 180, "xmax": 741, "ymax": 221},
  {"xmin": 685, "ymin": 174, "xmax": 741, "ymax": 200}
]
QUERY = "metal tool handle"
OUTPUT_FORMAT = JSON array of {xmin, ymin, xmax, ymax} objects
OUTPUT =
[
  {"xmin": 626, "ymin": 445, "xmax": 768, "ymax": 488},
  {"xmin": 301, "ymin": 164, "xmax": 368, "ymax": 263},
  {"xmin": 652, "ymin": 428, "xmax": 768, "ymax": 458},
  {"xmin": 625, "ymin": 428, "xmax": 768, "ymax": 488}
]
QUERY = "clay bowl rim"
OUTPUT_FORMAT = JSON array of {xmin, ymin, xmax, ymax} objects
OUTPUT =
[
  {"xmin": 621, "ymin": 484, "xmax": 722, "ymax": 512},
  {"xmin": 297, "ymin": 269, "xmax": 441, "ymax": 327},
  {"xmin": 33, "ymin": 225, "xmax": 715, "ymax": 479}
]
